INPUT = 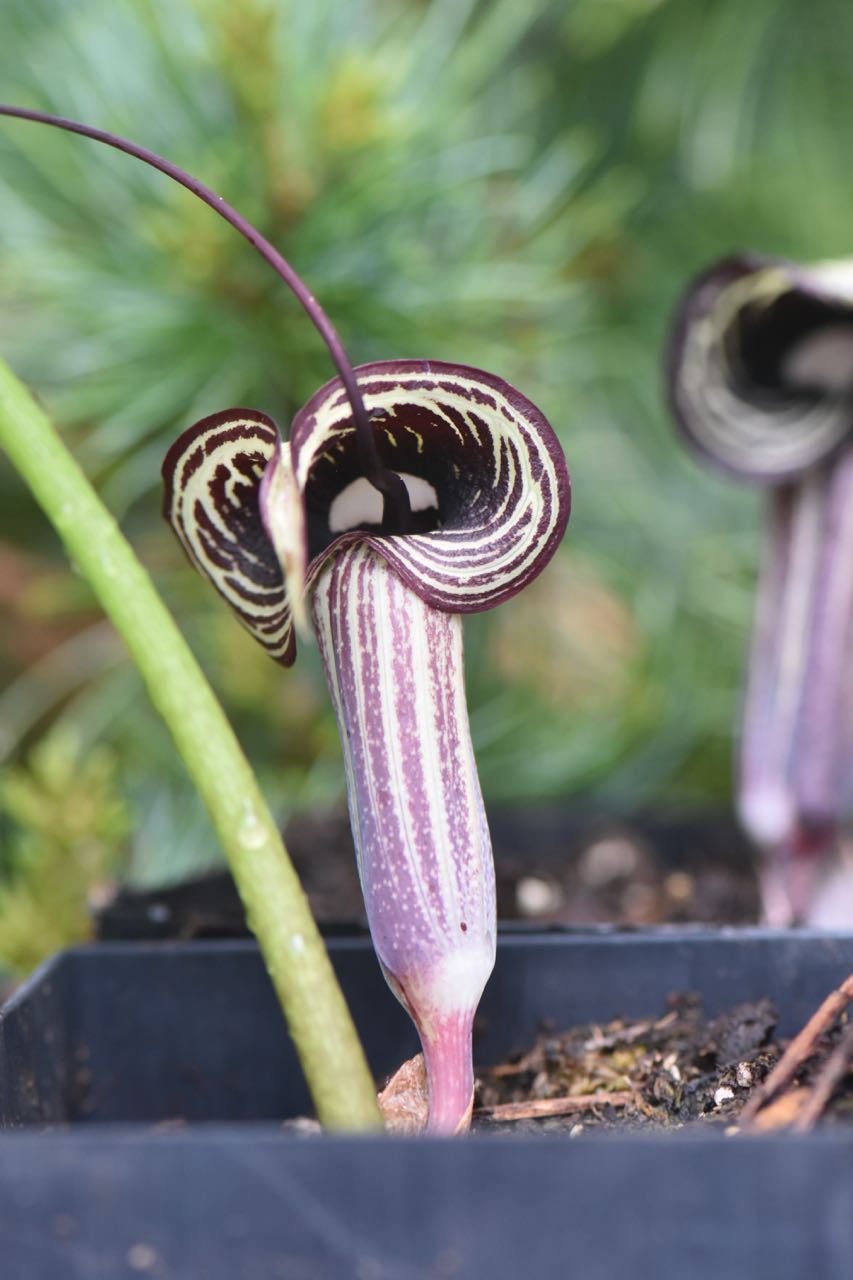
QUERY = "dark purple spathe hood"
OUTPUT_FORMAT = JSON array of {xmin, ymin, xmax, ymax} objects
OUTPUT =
[{"xmin": 163, "ymin": 358, "xmax": 570, "ymax": 664}]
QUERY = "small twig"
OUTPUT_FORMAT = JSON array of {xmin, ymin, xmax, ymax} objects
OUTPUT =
[
  {"xmin": 487, "ymin": 1060, "xmax": 536, "ymax": 1079},
  {"xmin": 746, "ymin": 1087, "xmax": 809, "ymax": 1133},
  {"xmin": 791, "ymin": 1020, "xmax": 853, "ymax": 1133},
  {"xmin": 740, "ymin": 971, "xmax": 853, "ymax": 1127},
  {"xmin": 584, "ymin": 1009, "xmax": 678, "ymax": 1052},
  {"xmin": 476, "ymin": 1091, "xmax": 635, "ymax": 1122},
  {"xmin": 487, "ymin": 1009, "xmax": 679, "ymax": 1078}
]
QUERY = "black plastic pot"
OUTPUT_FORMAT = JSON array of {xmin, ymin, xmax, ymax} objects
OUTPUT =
[{"xmin": 1, "ymin": 928, "xmax": 852, "ymax": 1279}]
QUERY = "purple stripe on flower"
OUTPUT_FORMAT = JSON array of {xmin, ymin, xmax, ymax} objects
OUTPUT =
[
  {"xmin": 162, "ymin": 410, "xmax": 295, "ymax": 664},
  {"xmin": 312, "ymin": 543, "xmax": 495, "ymax": 1133},
  {"xmin": 667, "ymin": 254, "xmax": 853, "ymax": 483},
  {"xmin": 163, "ymin": 360, "xmax": 570, "ymax": 659}
]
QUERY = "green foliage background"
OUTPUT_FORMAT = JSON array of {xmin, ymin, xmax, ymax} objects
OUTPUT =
[{"xmin": 1, "ymin": 0, "xmax": 851, "ymax": 966}]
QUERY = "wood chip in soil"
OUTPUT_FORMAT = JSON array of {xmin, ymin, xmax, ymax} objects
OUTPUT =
[{"xmin": 473, "ymin": 991, "xmax": 853, "ymax": 1136}]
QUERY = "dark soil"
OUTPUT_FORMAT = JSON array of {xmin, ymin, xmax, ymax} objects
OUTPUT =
[
  {"xmin": 96, "ymin": 806, "xmax": 761, "ymax": 940},
  {"xmin": 473, "ymin": 992, "xmax": 853, "ymax": 1135},
  {"xmin": 98, "ymin": 803, "xmax": 852, "ymax": 1136}
]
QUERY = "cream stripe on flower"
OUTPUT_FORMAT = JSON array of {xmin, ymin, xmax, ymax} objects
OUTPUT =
[
  {"xmin": 164, "ymin": 361, "xmax": 569, "ymax": 667},
  {"xmin": 162, "ymin": 410, "xmax": 295, "ymax": 664},
  {"xmin": 295, "ymin": 361, "xmax": 569, "ymax": 613},
  {"xmin": 677, "ymin": 307, "xmax": 849, "ymax": 477},
  {"xmin": 670, "ymin": 262, "xmax": 853, "ymax": 481}
]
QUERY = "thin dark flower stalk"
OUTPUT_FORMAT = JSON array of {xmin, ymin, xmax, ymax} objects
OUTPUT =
[{"xmin": 0, "ymin": 104, "xmax": 412, "ymax": 532}]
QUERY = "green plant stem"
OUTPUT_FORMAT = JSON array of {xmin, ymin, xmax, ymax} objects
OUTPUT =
[{"xmin": 0, "ymin": 358, "xmax": 382, "ymax": 1131}]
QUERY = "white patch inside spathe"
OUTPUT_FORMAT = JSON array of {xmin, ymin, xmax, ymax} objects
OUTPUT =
[
  {"xmin": 781, "ymin": 325, "xmax": 853, "ymax": 394},
  {"xmin": 328, "ymin": 472, "xmax": 439, "ymax": 533}
]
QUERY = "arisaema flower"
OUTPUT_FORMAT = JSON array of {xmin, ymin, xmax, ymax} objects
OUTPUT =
[
  {"xmin": 163, "ymin": 360, "xmax": 570, "ymax": 1131},
  {"xmin": 0, "ymin": 103, "xmax": 570, "ymax": 1131},
  {"xmin": 668, "ymin": 253, "xmax": 853, "ymax": 925}
]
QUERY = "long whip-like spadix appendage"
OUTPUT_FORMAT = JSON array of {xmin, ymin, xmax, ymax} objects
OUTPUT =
[{"xmin": 0, "ymin": 103, "xmax": 412, "ymax": 532}]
